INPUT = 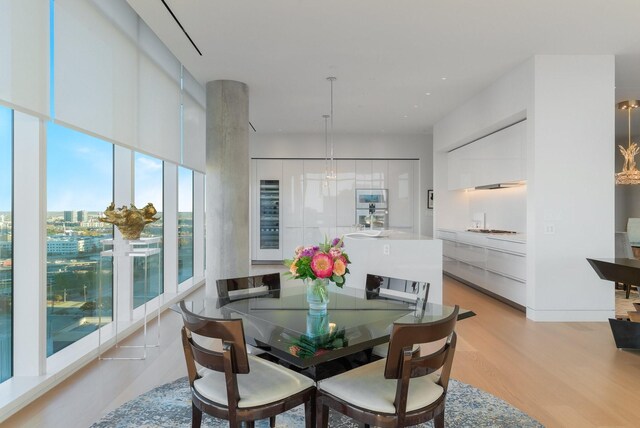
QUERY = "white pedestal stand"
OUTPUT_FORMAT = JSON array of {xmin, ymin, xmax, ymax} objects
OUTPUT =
[{"xmin": 98, "ymin": 237, "xmax": 162, "ymax": 360}]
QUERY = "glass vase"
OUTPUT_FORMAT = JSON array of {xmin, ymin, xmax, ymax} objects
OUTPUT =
[{"xmin": 305, "ymin": 277, "xmax": 330, "ymax": 312}]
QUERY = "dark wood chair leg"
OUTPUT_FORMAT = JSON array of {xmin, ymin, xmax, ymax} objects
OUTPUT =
[
  {"xmin": 626, "ymin": 283, "xmax": 632, "ymax": 299},
  {"xmin": 305, "ymin": 395, "xmax": 316, "ymax": 428},
  {"xmin": 269, "ymin": 416, "xmax": 276, "ymax": 427},
  {"xmin": 316, "ymin": 401, "xmax": 329, "ymax": 428},
  {"xmin": 434, "ymin": 408, "xmax": 445, "ymax": 428},
  {"xmin": 191, "ymin": 403, "xmax": 202, "ymax": 428}
]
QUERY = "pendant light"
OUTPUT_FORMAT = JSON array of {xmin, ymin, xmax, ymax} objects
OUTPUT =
[
  {"xmin": 326, "ymin": 77, "xmax": 337, "ymax": 180},
  {"xmin": 616, "ymin": 100, "xmax": 640, "ymax": 185},
  {"xmin": 323, "ymin": 114, "xmax": 330, "ymax": 187}
]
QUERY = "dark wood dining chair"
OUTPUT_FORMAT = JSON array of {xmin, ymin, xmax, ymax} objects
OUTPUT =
[
  {"xmin": 179, "ymin": 300, "xmax": 316, "ymax": 428},
  {"xmin": 216, "ymin": 272, "xmax": 281, "ymax": 306},
  {"xmin": 316, "ymin": 305, "xmax": 459, "ymax": 428},
  {"xmin": 216, "ymin": 273, "xmax": 281, "ymax": 356},
  {"xmin": 365, "ymin": 274, "xmax": 430, "ymax": 358}
]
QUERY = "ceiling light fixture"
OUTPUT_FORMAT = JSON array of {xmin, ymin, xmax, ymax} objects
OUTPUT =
[
  {"xmin": 615, "ymin": 100, "xmax": 640, "ymax": 185},
  {"xmin": 323, "ymin": 114, "xmax": 330, "ymax": 180},
  {"xmin": 326, "ymin": 77, "xmax": 337, "ymax": 179}
]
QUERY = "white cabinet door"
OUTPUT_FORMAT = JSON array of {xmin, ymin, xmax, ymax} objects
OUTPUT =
[
  {"xmin": 303, "ymin": 159, "xmax": 336, "ymax": 228},
  {"xmin": 355, "ymin": 159, "xmax": 372, "ymax": 188},
  {"xmin": 388, "ymin": 160, "xmax": 413, "ymax": 228},
  {"xmin": 282, "ymin": 159, "xmax": 304, "ymax": 227},
  {"xmin": 480, "ymin": 121, "xmax": 525, "ymax": 185},
  {"xmin": 371, "ymin": 160, "xmax": 388, "ymax": 189},
  {"xmin": 336, "ymin": 159, "xmax": 356, "ymax": 227},
  {"xmin": 282, "ymin": 226, "xmax": 303, "ymax": 258},
  {"xmin": 447, "ymin": 120, "xmax": 526, "ymax": 190},
  {"xmin": 447, "ymin": 147, "xmax": 474, "ymax": 190}
]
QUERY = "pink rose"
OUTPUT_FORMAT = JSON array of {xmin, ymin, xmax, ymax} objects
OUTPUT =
[{"xmin": 329, "ymin": 248, "xmax": 342, "ymax": 258}]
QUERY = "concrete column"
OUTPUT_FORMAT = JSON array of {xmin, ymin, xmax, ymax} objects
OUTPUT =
[{"xmin": 206, "ymin": 80, "xmax": 249, "ymax": 295}]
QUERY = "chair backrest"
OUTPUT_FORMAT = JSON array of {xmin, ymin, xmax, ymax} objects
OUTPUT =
[
  {"xmin": 615, "ymin": 232, "xmax": 634, "ymax": 259},
  {"xmin": 179, "ymin": 300, "xmax": 250, "ymax": 374},
  {"xmin": 216, "ymin": 272, "xmax": 281, "ymax": 304},
  {"xmin": 627, "ymin": 218, "xmax": 640, "ymax": 244},
  {"xmin": 384, "ymin": 305, "xmax": 459, "ymax": 381},
  {"xmin": 365, "ymin": 274, "xmax": 430, "ymax": 303}
]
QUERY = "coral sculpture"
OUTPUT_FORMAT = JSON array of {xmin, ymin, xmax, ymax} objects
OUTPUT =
[{"xmin": 99, "ymin": 202, "xmax": 159, "ymax": 240}]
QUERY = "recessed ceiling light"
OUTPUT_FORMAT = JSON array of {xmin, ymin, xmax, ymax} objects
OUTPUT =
[
  {"xmin": 403, "ymin": 115, "xmax": 408, "ymax": 118},
  {"xmin": 413, "ymin": 105, "xmax": 419, "ymax": 108},
  {"xmin": 425, "ymin": 92, "xmax": 431, "ymax": 96},
  {"xmin": 441, "ymin": 77, "xmax": 447, "ymax": 80}
]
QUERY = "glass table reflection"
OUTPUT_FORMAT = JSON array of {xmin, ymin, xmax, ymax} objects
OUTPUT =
[{"xmin": 180, "ymin": 284, "xmax": 456, "ymax": 379}]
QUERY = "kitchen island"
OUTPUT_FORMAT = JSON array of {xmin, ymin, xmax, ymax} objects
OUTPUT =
[{"xmin": 343, "ymin": 231, "xmax": 443, "ymax": 304}]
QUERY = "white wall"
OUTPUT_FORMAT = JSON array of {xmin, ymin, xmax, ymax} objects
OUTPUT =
[
  {"xmin": 529, "ymin": 55, "xmax": 615, "ymax": 321},
  {"xmin": 434, "ymin": 55, "xmax": 615, "ymax": 322},
  {"xmin": 250, "ymin": 133, "xmax": 435, "ymax": 236},
  {"xmin": 466, "ymin": 185, "xmax": 527, "ymax": 232}
]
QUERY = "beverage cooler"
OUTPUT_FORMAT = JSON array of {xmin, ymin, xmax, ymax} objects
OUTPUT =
[{"xmin": 257, "ymin": 179, "xmax": 281, "ymax": 260}]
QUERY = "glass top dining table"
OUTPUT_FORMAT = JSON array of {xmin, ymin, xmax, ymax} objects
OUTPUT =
[{"xmin": 180, "ymin": 283, "xmax": 456, "ymax": 378}]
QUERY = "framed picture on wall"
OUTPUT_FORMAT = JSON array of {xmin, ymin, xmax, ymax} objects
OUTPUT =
[{"xmin": 427, "ymin": 189, "xmax": 434, "ymax": 209}]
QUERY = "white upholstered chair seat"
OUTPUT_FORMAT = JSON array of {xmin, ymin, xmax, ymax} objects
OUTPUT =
[
  {"xmin": 194, "ymin": 355, "xmax": 314, "ymax": 408},
  {"xmin": 317, "ymin": 358, "xmax": 443, "ymax": 414}
]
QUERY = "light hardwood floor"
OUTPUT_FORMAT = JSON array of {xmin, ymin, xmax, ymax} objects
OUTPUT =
[{"xmin": 4, "ymin": 276, "xmax": 640, "ymax": 428}]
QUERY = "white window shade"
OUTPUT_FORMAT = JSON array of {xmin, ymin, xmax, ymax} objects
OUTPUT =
[
  {"xmin": 138, "ymin": 54, "xmax": 181, "ymax": 163},
  {"xmin": 0, "ymin": 0, "xmax": 50, "ymax": 118},
  {"xmin": 54, "ymin": 0, "xmax": 138, "ymax": 148},
  {"xmin": 183, "ymin": 69, "xmax": 206, "ymax": 109},
  {"xmin": 183, "ymin": 93, "xmax": 206, "ymax": 173}
]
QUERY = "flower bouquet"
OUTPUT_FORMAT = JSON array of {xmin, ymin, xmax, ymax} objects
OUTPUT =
[{"xmin": 284, "ymin": 236, "xmax": 350, "ymax": 309}]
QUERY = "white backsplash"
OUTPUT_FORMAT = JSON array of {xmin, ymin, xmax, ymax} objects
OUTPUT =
[{"xmin": 466, "ymin": 185, "xmax": 526, "ymax": 232}]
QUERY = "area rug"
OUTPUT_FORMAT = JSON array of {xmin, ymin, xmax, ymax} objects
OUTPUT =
[{"xmin": 91, "ymin": 377, "xmax": 543, "ymax": 427}]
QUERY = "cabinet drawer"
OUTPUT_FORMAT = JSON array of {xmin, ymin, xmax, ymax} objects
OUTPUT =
[
  {"xmin": 485, "ymin": 270, "xmax": 526, "ymax": 306},
  {"xmin": 485, "ymin": 237, "xmax": 526, "ymax": 255},
  {"xmin": 455, "ymin": 261, "xmax": 486, "ymax": 286},
  {"xmin": 455, "ymin": 243, "xmax": 486, "ymax": 268},
  {"xmin": 442, "ymin": 239, "xmax": 456, "ymax": 258},
  {"xmin": 486, "ymin": 248, "xmax": 525, "ymax": 281}
]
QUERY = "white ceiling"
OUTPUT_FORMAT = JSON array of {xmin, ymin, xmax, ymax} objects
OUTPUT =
[{"xmin": 128, "ymin": 0, "xmax": 640, "ymax": 137}]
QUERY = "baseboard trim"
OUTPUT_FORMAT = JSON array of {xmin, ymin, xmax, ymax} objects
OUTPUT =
[
  {"xmin": 525, "ymin": 307, "xmax": 614, "ymax": 322},
  {"xmin": 444, "ymin": 272, "xmax": 525, "ymax": 312}
]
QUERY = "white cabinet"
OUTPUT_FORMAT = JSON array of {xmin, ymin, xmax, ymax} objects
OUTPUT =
[
  {"xmin": 388, "ymin": 160, "xmax": 414, "ymax": 228},
  {"xmin": 447, "ymin": 120, "xmax": 526, "ymax": 190},
  {"xmin": 282, "ymin": 160, "xmax": 304, "ymax": 227},
  {"xmin": 303, "ymin": 159, "xmax": 336, "ymax": 229},
  {"xmin": 282, "ymin": 226, "xmax": 303, "ymax": 257},
  {"xmin": 253, "ymin": 158, "xmax": 418, "ymax": 260},
  {"xmin": 371, "ymin": 160, "xmax": 388, "ymax": 189},
  {"xmin": 336, "ymin": 160, "xmax": 356, "ymax": 227},
  {"xmin": 356, "ymin": 159, "xmax": 388, "ymax": 189},
  {"xmin": 436, "ymin": 229, "xmax": 526, "ymax": 307}
]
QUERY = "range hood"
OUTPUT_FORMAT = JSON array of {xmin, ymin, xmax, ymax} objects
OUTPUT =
[{"xmin": 474, "ymin": 182, "xmax": 522, "ymax": 190}]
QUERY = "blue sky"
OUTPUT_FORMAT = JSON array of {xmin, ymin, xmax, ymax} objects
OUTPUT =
[
  {"xmin": 0, "ymin": 106, "xmax": 11, "ymax": 212},
  {"xmin": 47, "ymin": 122, "xmax": 113, "ymax": 211},
  {"xmin": 3, "ymin": 115, "xmax": 192, "ymax": 213}
]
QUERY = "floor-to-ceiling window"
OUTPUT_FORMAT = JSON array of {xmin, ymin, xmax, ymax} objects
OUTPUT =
[
  {"xmin": 0, "ymin": 106, "xmax": 13, "ymax": 382},
  {"xmin": 46, "ymin": 123, "xmax": 113, "ymax": 356},
  {"xmin": 178, "ymin": 167, "xmax": 193, "ymax": 283},
  {"xmin": 133, "ymin": 153, "xmax": 163, "ymax": 308}
]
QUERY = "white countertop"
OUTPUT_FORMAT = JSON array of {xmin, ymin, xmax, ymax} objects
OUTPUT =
[
  {"xmin": 437, "ymin": 228, "xmax": 526, "ymax": 243},
  {"xmin": 344, "ymin": 230, "xmax": 435, "ymax": 241}
]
